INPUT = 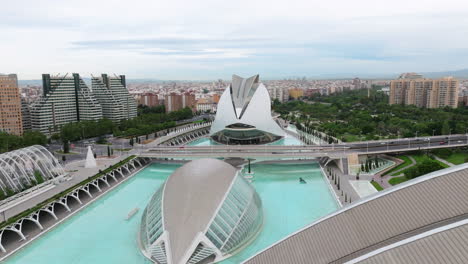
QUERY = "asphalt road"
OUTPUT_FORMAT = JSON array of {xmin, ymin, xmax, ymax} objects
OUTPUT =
[{"xmin": 142, "ymin": 134, "xmax": 468, "ymax": 157}]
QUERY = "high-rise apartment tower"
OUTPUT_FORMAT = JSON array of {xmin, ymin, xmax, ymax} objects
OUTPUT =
[
  {"xmin": 91, "ymin": 74, "xmax": 137, "ymax": 122},
  {"xmin": 31, "ymin": 73, "xmax": 103, "ymax": 134},
  {"xmin": 0, "ymin": 74, "xmax": 23, "ymax": 136}
]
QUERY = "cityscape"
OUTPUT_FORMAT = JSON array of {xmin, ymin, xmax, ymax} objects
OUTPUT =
[{"xmin": 1, "ymin": 0, "xmax": 468, "ymax": 264}]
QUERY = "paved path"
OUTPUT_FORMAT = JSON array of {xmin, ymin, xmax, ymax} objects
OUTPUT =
[
  {"xmin": 0, "ymin": 153, "xmax": 132, "ymax": 222},
  {"xmin": 434, "ymin": 156, "xmax": 455, "ymax": 167},
  {"xmin": 371, "ymin": 156, "xmax": 415, "ymax": 189},
  {"xmin": 390, "ymin": 156, "xmax": 417, "ymax": 176},
  {"xmin": 325, "ymin": 164, "xmax": 360, "ymax": 205}
]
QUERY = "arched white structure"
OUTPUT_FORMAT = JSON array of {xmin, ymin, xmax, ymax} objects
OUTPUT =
[
  {"xmin": 139, "ymin": 159, "xmax": 263, "ymax": 264},
  {"xmin": 0, "ymin": 145, "xmax": 65, "ymax": 194},
  {"xmin": 210, "ymin": 75, "xmax": 284, "ymax": 144}
]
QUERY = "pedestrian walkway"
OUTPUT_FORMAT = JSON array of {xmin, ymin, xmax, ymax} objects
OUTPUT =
[
  {"xmin": 324, "ymin": 164, "xmax": 360, "ymax": 205},
  {"xmin": 434, "ymin": 156, "xmax": 455, "ymax": 167},
  {"xmin": 372, "ymin": 156, "xmax": 415, "ymax": 189},
  {"xmin": 0, "ymin": 153, "xmax": 132, "ymax": 222}
]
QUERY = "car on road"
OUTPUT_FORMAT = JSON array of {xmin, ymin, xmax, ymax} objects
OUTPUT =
[{"xmin": 439, "ymin": 141, "xmax": 447, "ymax": 145}]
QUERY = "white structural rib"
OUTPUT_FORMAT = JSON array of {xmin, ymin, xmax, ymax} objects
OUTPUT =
[{"xmin": 210, "ymin": 74, "xmax": 284, "ymax": 139}]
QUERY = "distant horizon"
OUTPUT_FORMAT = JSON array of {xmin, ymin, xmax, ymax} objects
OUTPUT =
[{"xmin": 12, "ymin": 67, "xmax": 468, "ymax": 83}]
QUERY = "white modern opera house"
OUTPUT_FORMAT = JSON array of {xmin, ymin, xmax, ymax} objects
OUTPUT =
[
  {"xmin": 139, "ymin": 159, "xmax": 263, "ymax": 264},
  {"xmin": 210, "ymin": 74, "xmax": 284, "ymax": 144}
]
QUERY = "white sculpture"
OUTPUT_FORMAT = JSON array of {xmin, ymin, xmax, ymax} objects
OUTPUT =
[{"xmin": 84, "ymin": 146, "xmax": 97, "ymax": 168}]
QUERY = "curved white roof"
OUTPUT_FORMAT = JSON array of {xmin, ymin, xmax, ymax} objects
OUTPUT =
[
  {"xmin": 140, "ymin": 158, "xmax": 263, "ymax": 264},
  {"xmin": 210, "ymin": 75, "xmax": 284, "ymax": 138},
  {"xmin": 163, "ymin": 158, "xmax": 237, "ymax": 264}
]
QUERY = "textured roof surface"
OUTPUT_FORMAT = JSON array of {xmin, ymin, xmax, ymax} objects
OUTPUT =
[
  {"xmin": 163, "ymin": 158, "xmax": 237, "ymax": 264},
  {"xmin": 357, "ymin": 220, "xmax": 468, "ymax": 264},
  {"xmin": 245, "ymin": 164, "xmax": 468, "ymax": 264}
]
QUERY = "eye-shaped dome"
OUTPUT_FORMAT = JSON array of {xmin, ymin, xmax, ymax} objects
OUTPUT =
[{"xmin": 139, "ymin": 158, "xmax": 263, "ymax": 264}]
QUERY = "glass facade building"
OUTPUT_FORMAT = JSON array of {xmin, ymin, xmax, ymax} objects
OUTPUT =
[{"xmin": 139, "ymin": 159, "xmax": 263, "ymax": 264}]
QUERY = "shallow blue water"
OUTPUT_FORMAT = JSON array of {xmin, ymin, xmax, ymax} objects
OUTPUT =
[
  {"xmin": 5, "ymin": 162, "xmax": 337, "ymax": 264},
  {"xmin": 220, "ymin": 163, "xmax": 338, "ymax": 263},
  {"xmin": 5, "ymin": 164, "xmax": 180, "ymax": 264}
]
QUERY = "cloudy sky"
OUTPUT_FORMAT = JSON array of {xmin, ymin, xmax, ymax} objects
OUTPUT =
[{"xmin": 2, "ymin": 0, "xmax": 468, "ymax": 80}]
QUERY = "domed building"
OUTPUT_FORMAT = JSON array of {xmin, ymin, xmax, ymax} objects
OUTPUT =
[
  {"xmin": 210, "ymin": 74, "xmax": 284, "ymax": 144},
  {"xmin": 139, "ymin": 159, "xmax": 263, "ymax": 264}
]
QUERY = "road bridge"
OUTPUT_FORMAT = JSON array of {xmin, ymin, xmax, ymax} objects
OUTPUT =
[
  {"xmin": 140, "ymin": 134, "xmax": 468, "ymax": 157},
  {"xmin": 138, "ymin": 134, "xmax": 468, "ymax": 174}
]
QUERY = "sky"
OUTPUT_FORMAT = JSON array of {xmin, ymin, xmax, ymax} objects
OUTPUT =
[{"xmin": 2, "ymin": 0, "xmax": 468, "ymax": 80}]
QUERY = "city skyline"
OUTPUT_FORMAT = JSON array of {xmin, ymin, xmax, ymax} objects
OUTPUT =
[{"xmin": 2, "ymin": 0, "xmax": 468, "ymax": 80}]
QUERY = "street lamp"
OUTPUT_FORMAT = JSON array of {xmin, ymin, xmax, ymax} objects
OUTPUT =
[
  {"xmin": 465, "ymin": 128, "xmax": 468, "ymax": 144},
  {"xmin": 449, "ymin": 129, "xmax": 452, "ymax": 145}
]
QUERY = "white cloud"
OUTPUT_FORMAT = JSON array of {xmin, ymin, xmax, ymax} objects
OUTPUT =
[{"xmin": 1, "ymin": 0, "xmax": 468, "ymax": 79}]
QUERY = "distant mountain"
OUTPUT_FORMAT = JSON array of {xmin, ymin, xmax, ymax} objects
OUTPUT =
[
  {"xmin": 420, "ymin": 69, "xmax": 468, "ymax": 79},
  {"xmin": 15, "ymin": 68, "xmax": 468, "ymax": 86}
]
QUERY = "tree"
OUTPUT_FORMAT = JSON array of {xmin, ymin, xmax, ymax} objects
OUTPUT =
[
  {"xmin": 34, "ymin": 171, "xmax": 44, "ymax": 184},
  {"xmin": 441, "ymin": 120, "xmax": 450, "ymax": 135},
  {"xmin": 63, "ymin": 140, "xmax": 70, "ymax": 153},
  {"xmin": 405, "ymin": 159, "xmax": 445, "ymax": 179},
  {"xmin": 23, "ymin": 131, "xmax": 47, "ymax": 146}
]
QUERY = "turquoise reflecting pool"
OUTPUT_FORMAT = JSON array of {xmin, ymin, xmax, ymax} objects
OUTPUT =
[
  {"xmin": 5, "ymin": 162, "xmax": 337, "ymax": 264},
  {"xmin": 221, "ymin": 162, "xmax": 338, "ymax": 263}
]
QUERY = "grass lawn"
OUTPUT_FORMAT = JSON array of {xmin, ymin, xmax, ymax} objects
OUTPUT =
[
  {"xmin": 382, "ymin": 155, "xmax": 412, "ymax": 176},
  {"xmin": 371, "ymin": 181, "xmax": 384, "ymax": 191},
  {"xmin": 114, "ymin": 148, "xmax": 132, "ymax": 151},
  {"xmin": 410, "ymin": 154, "xmax": 449, "ymax": 168},
  {"xmin": 444, "ymin": 152, "xmax": 468, "ymax": 165},
  {"xmin": 389, "ymin": 176, "xmax": 409, "ymax": 186},
  {"xmin": 342, "ymin": 134, "xmax": 361, "ymax": 142},
  {"xmin": 55, "ymin": 150, "xmax": 79, "ymax": 155}
]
